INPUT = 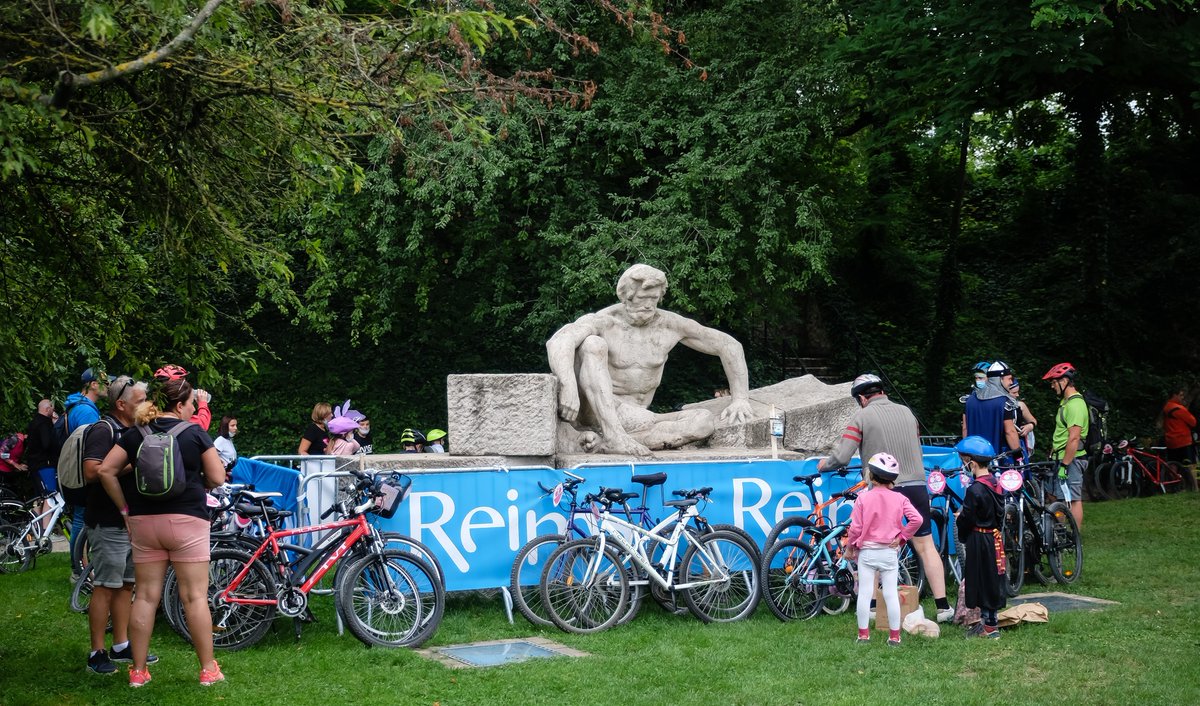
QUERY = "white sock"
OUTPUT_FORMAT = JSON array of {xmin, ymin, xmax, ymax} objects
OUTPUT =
[{"xmin": 112, "ymin": 641, "xmax": 129, "ymax": 652}]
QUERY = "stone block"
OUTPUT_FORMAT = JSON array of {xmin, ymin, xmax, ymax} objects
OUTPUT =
[
  {"xmin": 687, "ymin": 375, "xmax": 856, "ymax": 453},
  {"xmin": 447, "ymin": 374, "xmax": 558, "ymax": 456}
]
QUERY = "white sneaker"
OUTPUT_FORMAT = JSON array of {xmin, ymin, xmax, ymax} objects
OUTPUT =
[{"xmin": 936, "ymin": 608, "xmax": 955, "ymax": 623}]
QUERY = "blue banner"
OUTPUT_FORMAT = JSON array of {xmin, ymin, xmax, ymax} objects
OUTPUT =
[{"xmin": 365, "ymin": 447, "xmax": 963, "ymax": 592}]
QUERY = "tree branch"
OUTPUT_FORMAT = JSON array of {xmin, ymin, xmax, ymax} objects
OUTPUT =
[{"xmin": 42, "ymin": 0, "xmax": 227, "ymax": 109}]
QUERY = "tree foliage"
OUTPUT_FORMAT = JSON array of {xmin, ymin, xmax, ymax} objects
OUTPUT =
[{"xmin": 3, "ymin": 0, "xmax": 1198, "ymax": 453}]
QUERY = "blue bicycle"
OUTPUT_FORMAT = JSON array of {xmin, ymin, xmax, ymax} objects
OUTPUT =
[{"xmin": 760, "ymin": 490, "xmax": 859, "ymax": 621}]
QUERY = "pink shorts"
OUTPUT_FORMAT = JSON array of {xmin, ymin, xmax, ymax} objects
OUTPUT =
[{"xmin": 126, "ymin": 514, "xmax": 210, "ymax": 563}]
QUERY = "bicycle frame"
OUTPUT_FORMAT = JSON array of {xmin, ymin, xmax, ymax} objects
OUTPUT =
[
  {"xmin": 1123, "ymin": 445, "xmax": 1181, "ymax": 493},
  {"xmin": 791, "ymin": 521, "xmax": 852, "ymax": 590},
  {"xmin": 10, "ymin": 492, "xmax": 66, "ymax": 546},
  {"xmin": 591, "ymin": 504, "xmax": 728, "ymax": 592},
  {"xmin": 217, "ymin": 514, "xmax": 373, "ymax": 606}
]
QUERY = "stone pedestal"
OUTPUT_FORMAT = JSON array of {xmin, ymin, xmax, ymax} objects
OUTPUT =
[{"xmin": 447, "ymin": 374, "xmax": 558, "ymax": 457}]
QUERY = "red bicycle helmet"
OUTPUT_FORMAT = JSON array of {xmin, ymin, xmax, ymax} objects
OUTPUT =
[
  {"xmin": 154, "ymin": 364, "xmax": 190, "ymax": 381},
  {"xmin": 1041, "ymin": 362, "xmax": 1075, "ymax": 381}
]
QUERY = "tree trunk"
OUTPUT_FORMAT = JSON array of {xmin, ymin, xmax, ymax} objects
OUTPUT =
[{"xmin": 922, "ymin": 121, "xmax": 971, "ymax": 420}]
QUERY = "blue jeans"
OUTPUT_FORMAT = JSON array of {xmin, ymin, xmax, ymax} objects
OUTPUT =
[{"xmin": 69, "ymin": 506, "xmax": 86, "ymax": 560}]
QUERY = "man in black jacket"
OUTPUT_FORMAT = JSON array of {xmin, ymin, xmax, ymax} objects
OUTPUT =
[{"xmin": 23, "ymin": 400, "xmax": 58, "ymax": 522}]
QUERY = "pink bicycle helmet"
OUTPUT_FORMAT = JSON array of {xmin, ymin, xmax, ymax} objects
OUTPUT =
[
  {"xmin": 867, "ymin": 452, "xmax": 900, "ymax": 482},
  {"xmin": 1041, "ymin": 362, "xmax": 1076, "ymax": 381},
  {"xmin": 154, "ymin": 364, "xmax": 189, "ymax": 381}
]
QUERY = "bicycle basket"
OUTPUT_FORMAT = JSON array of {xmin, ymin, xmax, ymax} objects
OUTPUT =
[{"xmin": 371, "ymin": 474, "xmax": 412, "ymax": 519}]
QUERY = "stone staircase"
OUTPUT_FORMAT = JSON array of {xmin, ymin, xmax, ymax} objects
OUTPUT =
[{"xmin": 782, "ymin": 355, "xmax": 837, "ymax": 383}]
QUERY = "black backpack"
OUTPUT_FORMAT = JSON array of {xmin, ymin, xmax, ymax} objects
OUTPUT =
[
  {"xmin": 51, "ymin": 400, "xmax": 83, "ymax": 458},
  {"xmin": 1061, "ymin": 391, "xmax": 1108, "ymax": 455}
]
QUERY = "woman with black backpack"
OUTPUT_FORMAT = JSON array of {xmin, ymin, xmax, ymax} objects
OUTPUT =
[{"xmin": 98, "ymin": 374, "xmax": 226, "ymax": 688}]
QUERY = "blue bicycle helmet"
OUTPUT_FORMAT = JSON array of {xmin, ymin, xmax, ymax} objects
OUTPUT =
[
  {"xmin": 955, "ymin": 435, "xmax": 995, "ymax": 461},
  {"xmin": 973, "ymin": 361, "xmax": 990, "ymax": 372}
]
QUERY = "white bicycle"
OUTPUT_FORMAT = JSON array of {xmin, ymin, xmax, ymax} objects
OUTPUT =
[
  {"xmin": 538, "ymin": 486, "xmax": 760, "ymax": 634},
  {"xmin": 0, "ymin": 490, "xmax": 69, "ymax": 573}
]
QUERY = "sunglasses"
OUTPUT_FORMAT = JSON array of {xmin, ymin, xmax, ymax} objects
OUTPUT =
[{"xmin": 111, "ymin": 377, "xmax": 132, "ymax": 402}]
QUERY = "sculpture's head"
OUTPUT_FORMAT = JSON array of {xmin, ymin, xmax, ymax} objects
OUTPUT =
[{"xmin": 616, "ymin": 264, "xmax": 667, "ymax": 326}]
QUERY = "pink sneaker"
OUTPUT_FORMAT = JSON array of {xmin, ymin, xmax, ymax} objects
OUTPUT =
[
  {"xmin": 200, "ymin": 660, "xmax": 225, "ymax": 686},
  {"xmin": 129, "ymin": 667, "xmax": 151, "ymax": 688}
]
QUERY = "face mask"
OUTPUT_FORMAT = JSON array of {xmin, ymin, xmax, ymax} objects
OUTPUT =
[
  {"xmin": 229, "ymin": 430, "xmax": 237, "ymax": 438},
  {"xmin": 359, "ymin": 426, "xmax": 370, "ymax": 435},
  {"xmin": 975, "ymin": 380, "xmax": 987, "ymax": 390}
]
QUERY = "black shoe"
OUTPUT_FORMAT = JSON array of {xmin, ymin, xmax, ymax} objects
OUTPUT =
[
  {"xmin": 110, "ymin": 644, "xmax": 159, "ymax": 664},
  {"xmin": 87, "ymin": 650, "xmax": 117, "ymax": 675}
]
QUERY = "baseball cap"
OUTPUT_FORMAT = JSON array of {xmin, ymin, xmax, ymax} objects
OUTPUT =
[{"xmin": 81, "ymin": 367, "xmax": 113, "ymax": 384}]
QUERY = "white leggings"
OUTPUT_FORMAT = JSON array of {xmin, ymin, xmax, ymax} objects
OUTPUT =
[{"xmin": 856, "ymin": 547, "xmax": 901, "ymax": 631}]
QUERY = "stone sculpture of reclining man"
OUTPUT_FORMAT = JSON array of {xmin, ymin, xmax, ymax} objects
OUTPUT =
[{"xmin": 547, "ymin": 264, "xmax": 753, "ymax": 456}]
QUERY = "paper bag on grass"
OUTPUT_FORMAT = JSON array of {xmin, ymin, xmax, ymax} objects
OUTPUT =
[
  {"xmin": 902, "ymin": 606, "xmax": 941, "ymax": 638},
  {"xmin": 997, "ymin": 602, "xmax": 1049, "ymax": 627},
  {"xmin": 874, "ymin": 585, "xmax": 919, "ymax": 630}
]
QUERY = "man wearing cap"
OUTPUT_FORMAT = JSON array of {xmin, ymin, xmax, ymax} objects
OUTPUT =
[
  {"xmin": 961, "ymin": 361, "xmax": 1021, "ymax": 464},
  {"xmin": 63, "ymin": 368, "xmax": 110, "ymax": 558},
  {"xmin": 818, "ymin": 374, "xmax": 954, "ymax": 623}
]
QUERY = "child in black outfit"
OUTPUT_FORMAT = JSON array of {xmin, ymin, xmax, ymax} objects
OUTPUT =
[{"xmin": 954, "ymin": 435, "xmax": 1007, "ymax": 639}]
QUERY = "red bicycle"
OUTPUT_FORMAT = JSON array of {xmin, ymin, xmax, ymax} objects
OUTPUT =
[
  {"xmin": 1103, "ymin": 440, "xmax": 1197, "ymax": 498},
  {"xmin": 196, "ymin": 470, "xmax": 443, "ymax": 649}
]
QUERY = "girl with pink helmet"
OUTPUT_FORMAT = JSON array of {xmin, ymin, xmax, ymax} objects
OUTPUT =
[{"xmin": 845, "ymin": 452, "xmax": 923, "ymax": 646}]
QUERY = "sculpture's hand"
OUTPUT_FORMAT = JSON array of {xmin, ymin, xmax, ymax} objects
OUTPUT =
[
  {"xmin": 558, "ymin": 386, "xmax": 581, "ymax": 423},
  {"xmin": 717, "ymin": 398, "xmax": 753, "ymax": 426}
]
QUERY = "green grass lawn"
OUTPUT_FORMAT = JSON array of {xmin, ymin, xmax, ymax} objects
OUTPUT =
[{"xmin": 2, "ymin": 493, "xmax": 1198, "ymax": 706}]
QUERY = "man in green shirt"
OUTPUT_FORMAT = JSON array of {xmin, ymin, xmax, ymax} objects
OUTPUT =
[{"xmin": 1042, "ymin": 363, "xmax": 1088, "ymax": 531}]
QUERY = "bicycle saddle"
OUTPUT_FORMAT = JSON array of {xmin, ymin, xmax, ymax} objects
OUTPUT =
[
  {"xmin": 240, "ymin": 490, "xmax": 282, "ymax": 502},
  {"xmin": 663, "ymin": 497, "xmax": 699, "ymax": 509},
  {"xmin": 234, "ymin": 503, "xmax": 291, "ymax": 519},
  {"xmin": 631, "ymin": 472, "xmax": 667, "ymax": 488}
]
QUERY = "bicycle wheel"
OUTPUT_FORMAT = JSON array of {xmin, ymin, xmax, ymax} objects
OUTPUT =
[
  {"xmin": 1045, "ymin": 502, "xmax": 1082, "ymax": 584},
  {"xmin": 539, "ymin": 538, "xmax": 628, "ymax": 635},
  {"xmin": 760, "ymin": 538, "xmax": 826, "ymax": 622},
  {"xmin": 0, "ymin": 523, "xmax": 34, "ymax": 573},
  {"xmin": 706, "ymin": 523, "xmax": 762, "ymax": 566},
  {"xmin": 70, "ymin": 563, "xmax": 95, "ymax": 614},
  {"xmin": 161, "ymin": 565, "xmax": 188, "ymax": 638},
  {"xmin": 0, "ymin": 501, "xmax": 31, "ymax": 526},
  {"xmin": 1085, "ymin": 461, "xmax": 1109, "ymax": 501},
  {"xmin": 509, "ymin": 533, "xmax": 567, "ymax": 628},
  {"xmin": 763, "ymin": 516, "xmax": 819, "ymax": 551},
  {"xmin": 897, "ymin": 542, "xmax": 924, "ymax": 596},
  {"xmin": 378, "ymin": 532, "xmax": 445, "ymax": 588},
  {"xmin": 1105, "ymin": 459, "xmax": 1139, "ymax": 500},
  {"xmin": 70, "ymin": 526, "xmax": 91, "ymax": 576},
  {"xmin": 337, "ymin": 550, "xmax": 428, "ymax": 647},
  {"xmin": 208, "ymin": 547, "xmax": 278, "ymax": 651},
  {"xmin": 1002, "ymin": 504, "xmax": 1024, "ymax": 597},
  {"xmin": 681, "ymin": 530, "xmax": 760, "ymax": 623},
  {"xmin": 338, "ymin": 548, "xmax": 444, "ymax": 645}
]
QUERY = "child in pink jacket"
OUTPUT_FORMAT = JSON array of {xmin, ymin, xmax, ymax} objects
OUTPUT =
[{"xmin": 845, "ymin": 452, "xmax": 922, "ymax": 646}]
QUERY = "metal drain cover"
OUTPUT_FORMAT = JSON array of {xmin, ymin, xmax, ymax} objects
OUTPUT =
[
  {"xmin": 1009, "ymin": 592, "xmax": 1119, "ymax": 613},
  {"xmin": 419, "ymin": 638, "xmax": 589, "ymax": 669}
]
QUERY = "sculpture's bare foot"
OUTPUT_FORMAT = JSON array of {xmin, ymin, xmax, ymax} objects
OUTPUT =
[
  {"xmin": 599, "ymin": 433, "xmax": 653, "ymax": 458},
  {"xmin": 557, "ymin": 422, "xmax": 601, "ymax": 454},
  {"xmin": 578, "ymin": 431, "xmax": 600, "ymax": 453}
]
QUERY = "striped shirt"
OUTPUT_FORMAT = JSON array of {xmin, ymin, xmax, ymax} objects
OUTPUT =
[{"xmin": 827, "ymin": 395, "xmax": 925, "ymax": 486}]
